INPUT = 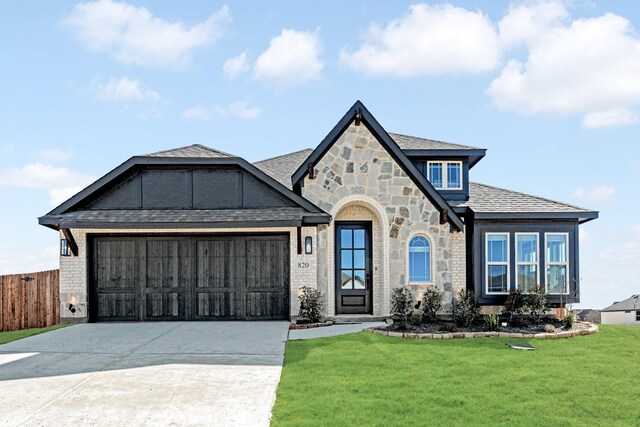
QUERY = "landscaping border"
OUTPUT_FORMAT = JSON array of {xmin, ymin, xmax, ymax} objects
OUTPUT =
[
  {"xmin": 364, "ymin": 322, "xmax": 598, "ymax": 339},
  {"xmin": 289, "ymin": 320, "xmax": 335, "ymax": 330}
]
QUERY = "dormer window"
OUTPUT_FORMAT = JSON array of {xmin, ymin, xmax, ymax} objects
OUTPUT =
[{"xmin": 427, "ymin": 161, "xmax": 462, "ymax": 190}]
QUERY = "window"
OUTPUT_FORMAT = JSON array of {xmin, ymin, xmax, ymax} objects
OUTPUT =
[
  {"xmin": 409, "ymin": 236, "xmax": 431, "ymax": 283},
  {"xmin": 427, "ymin": 161, "xmax": 462, "ymax": 190},
  {"xmin": 636, "ymin": 311, "xmax": 640, "ymax": 322},
  {"xmin": 486, "ymin": 233, "xmax": 509, "ymax": 294},
  {"xmin": 546, "ymin": 233, "xmax": 569, "ymax": 294},
  {"xmin": 516, "ymin": 233, "xmax": 538, "ymax": 292}
]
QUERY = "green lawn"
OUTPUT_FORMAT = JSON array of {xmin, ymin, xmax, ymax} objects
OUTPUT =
[
  {"xmin": 0, "ymin": 324, "xmax": 68, "ymax": 345},
  {"xmin": 272, "ymin": 325, "xmax": 640, "ymax": 426}
]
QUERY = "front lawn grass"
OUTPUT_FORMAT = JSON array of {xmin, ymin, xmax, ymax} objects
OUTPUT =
[
  {"xmin": 271, "ymin": 325, "xmax": 640, "ymax": 426},
  {"xmin": 0, "ymin": 324, "xmax": 68, "ymax": 345}
]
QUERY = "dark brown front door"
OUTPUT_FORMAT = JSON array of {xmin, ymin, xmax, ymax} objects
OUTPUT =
[{"xmin": 335, "ymin": 222, "xmax": 372, "ymax": 314}]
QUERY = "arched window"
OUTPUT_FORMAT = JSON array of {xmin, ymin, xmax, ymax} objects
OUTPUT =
[{"xmin": 409, "ymin": 236, "xmax": 431, "ymax": 283}]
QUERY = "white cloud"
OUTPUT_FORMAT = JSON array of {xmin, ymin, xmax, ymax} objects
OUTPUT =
[
  {"xmin": 498, "ymin": 1, "xmax": 569, "ymax": 48},
  {"xmin": 182, "ymin": 101, "xmax": 261, "ymax": 120},
  {"xmin": 340, "ymin": 4, "xmax": 500, "ymax": 76},
  {"xmin": 582, "ymin": 108, "xmax": 639, "ymax": 128},
  {"xmin": 489, "ymin": 9, "xmax": 640, "ymax": 127},
  {"xmin": 223, "ymin": 51, "xmax": 249, "ymax": 79},
  {"xmin": 0, "ymin": 162, "xmax": 96, "ymax": 207},
  {"xmin": 572, "ymin": 185, "xmax": 616, "ymax": 203},
  {"xmin": 38, "ymin": 148, "xmax": 72, "ymax": 163},
  {"xmin": 0, "ymin": 245, "xmax": 58, "ymax": 276},
  {"xmin": 94, "ymin": 76, "xmax": 162, "ymax": 102},
  {"xmin": 253, "ymin": 29, "xmax": 323, "ymax": 88},
  {"xmin": 62, "ymin": 0, "xmax": 231, "ymax": 67}
]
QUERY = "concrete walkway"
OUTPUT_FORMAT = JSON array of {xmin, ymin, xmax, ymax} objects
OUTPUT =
[
  {"xmin": 288, "ymin": 322, "xmax": 386, "ymax": 340},
  {"xmin": 0, "ymin": 322, "xmax": 289, "ymax": 427}
]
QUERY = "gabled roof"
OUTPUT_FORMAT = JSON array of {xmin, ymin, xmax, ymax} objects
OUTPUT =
[
  {"xmin": 450, "ymin": 182, "xmax": 598, "ymax": 223},
  {"xmin": 146, "ymin": 144, "xmax": 233, "ymax": 158},
  {"xmin": 390, "ymin": 133, "xmax": 480, "ymax": 150},
  {"xmin": 254, "ymin": 148, "xmax": 313, "ymax": 189},
  {"xmin": 290, "ymin": 100, "xmax": 464, "ymax": 231},
  {"xmin": 601, "ymin": 295, "xmax": 640, "ymax": 312}
]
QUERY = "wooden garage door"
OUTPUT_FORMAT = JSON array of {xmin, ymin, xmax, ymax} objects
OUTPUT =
[{"xmin": 90, "ymin": 235, "xmax": 289, "ymax": 321}]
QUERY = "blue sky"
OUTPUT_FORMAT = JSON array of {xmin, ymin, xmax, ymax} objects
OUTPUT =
[{"xmin": 1, "ymin": 1, "xmax": 638, "ymax": 308}]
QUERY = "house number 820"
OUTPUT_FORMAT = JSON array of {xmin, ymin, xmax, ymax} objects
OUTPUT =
[{"xmin": 297, "ymin": 262, "xmax": 310, "ymax": 269}]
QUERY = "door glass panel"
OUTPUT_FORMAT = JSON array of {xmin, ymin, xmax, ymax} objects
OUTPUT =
[
  {"xmin": 341, "ymin": 229, "xmax": 352, "ymax": 249},
  {"xmin": 341, "ymin": 270, "xmax": 353, "ymax": 289},
  {"xmin": 353, "ymin": 270, "xmax": 366, "ymax": 289},
  {"xmin": 353, "ymin": 250, "xmax": 365, "ymax": 269},
  {"xmin": 353, "ymin": 229, "xmax": 365, "ymax": 248},
  {"xmin": 341, "ymin": 250, "xmax": 352, "ymax": 269}
]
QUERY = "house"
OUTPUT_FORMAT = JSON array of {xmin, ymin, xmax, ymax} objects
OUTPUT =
[
  {"xmin": 39, "ymin": 101, "xmax": 598, "ymax": 322},
  {"xmin": 600, "ymin": 295, "xmax": 640, "ymax": 325},
  {"xmin": 574, "ymin": 309, "xmax": 601, "ymax": 324}
]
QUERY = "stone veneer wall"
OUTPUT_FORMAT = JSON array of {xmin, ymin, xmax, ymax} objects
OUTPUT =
[
  {"xmin": 58, "ymin": 226, "xmax": 318, "ymax": 320},
  {"xmin": 302, "ymin": 122, "xmax": 466, "ymax": 316}
]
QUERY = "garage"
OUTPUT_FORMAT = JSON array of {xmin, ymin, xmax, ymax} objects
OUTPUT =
[{"xmin": 89, "ymin": 235, "xmax": 290, "ymax": 321}]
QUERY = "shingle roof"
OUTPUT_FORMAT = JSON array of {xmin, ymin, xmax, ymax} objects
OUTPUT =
[
  {"xmin": 55, "ymin": 208, "xmax": 308, "ymax": 227},
  {"xmin": 389, "ymin": 132, "xmax": 481, "ymax": 151},
  {"xmin": 601, "ymin": 295, "xmax": 640, "ymax": 312},
  {"xmin": 145, "ymin": 144, "xmax": 233, "ymax": 158},
  {"xmin": 451, "ymin": 182, "xmax": 595, "ymax": 214},
  {"xmin": 253, "ymin": 148, "xmax": 313, "ymax": 189}
]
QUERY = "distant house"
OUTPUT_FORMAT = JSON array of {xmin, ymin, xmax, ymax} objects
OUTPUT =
[
  {"xmin": 574, "ymin": 309, "xmax": 601, "ymax": 324},
  {"xmin": 600, "ymin": 295, "xmax": 640, "ymax": 325}
]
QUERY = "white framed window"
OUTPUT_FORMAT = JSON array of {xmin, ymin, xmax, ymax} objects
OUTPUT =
[
  {"xmin": 427, "ymin": 161, "xmax": 462, "ymax": 190},
  {"xmin": 486, "ymin": 233, "xmax": 509, "ymax": 294},
  {"xmin": 545, "ymin": 233, "xmax": 569, "ymax": 294},
  {"xmin": 408, "ymin": 235, "xmax": 432, "ymax": 284},
  {"xmin": 516, "ymin": 233, "xmax": 539, "ymax": 293}
]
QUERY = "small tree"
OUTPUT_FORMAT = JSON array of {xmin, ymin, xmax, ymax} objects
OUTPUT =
[
  {"xmin": 451, "ymin": 289, "xmax": 480, "ymax": 328},
  {"xmin": 525, "ymin": 285, "xmax": 551, "ymax": 324},
  {"xmin": 503, "ymin": 290, "xmax": 526, "ymax": 324},
  {"xmin": 421, "ymin": 287, "xmax": 444, "ymax": 323},
  {"xmin": 391, "ymin": 287, "xmax": 414, "ymax": 327},
  {"xmin": 297, "ymin": 286, "xmax": 324, "ymax": 323}
]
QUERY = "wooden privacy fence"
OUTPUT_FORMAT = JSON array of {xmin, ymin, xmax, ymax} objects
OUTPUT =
[{"xmin": 0, "ymin": 269, "xmax": 59, "ymax": 332}]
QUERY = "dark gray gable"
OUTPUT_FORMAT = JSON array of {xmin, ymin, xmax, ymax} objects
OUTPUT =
[{"xmin": 291, "ymin": 100, "xmax": 464, "ymax": 231}]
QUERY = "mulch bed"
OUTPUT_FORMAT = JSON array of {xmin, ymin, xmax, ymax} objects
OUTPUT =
[{"xmin": 384, "ymin": 319, "xmax": 591, "ymax": 335}]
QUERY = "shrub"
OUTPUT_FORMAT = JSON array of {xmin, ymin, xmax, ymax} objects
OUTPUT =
[
  {"xmin": 451, "ymin": 289, "xmax": 480, "ymax": 328},
  {"xmin": 526, "ymin": 286, "xmax": 551, "ymax": 323},
  {"xmin": 391, "ymin": 287, "xmax": 414, "ymax": 326},
  {"xmin": 544, "ymin": 324, "xmax": 556, "ymax": 333},
  {"xmin": 563, "ymin": 311, "xmax": 576, "ymax": 329},
  {"xmin": 421, "ymin": 287, "xmax": 443, "ymax": 323},
  {"xmin": 410, "ymin": 310, "xmax": 424, "ymax": 326},
  {"xmin": 297, "ymin": 286, "xmax": 324, "ymax": 323},
  {"xmin": 484, "ymin": 313, "xmax": 499, "ymax": 331},
  {"xmin": 503, "ymin": 290, "xmax": 526, "ymax": 324}
]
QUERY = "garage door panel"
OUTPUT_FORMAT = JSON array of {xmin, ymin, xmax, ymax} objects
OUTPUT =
[
  {"xmin": 196, "ymin": 292, "xmax": 239, "ymax": 318},
  {"xmin": 197, "ymin": 240, "xmax": 236, "ymax": 289},
  {"xmin": 246, "ymin": 292, "xmax": 286, "ymax": 319},
  {"xmin": 146, "ymin": 292, "xmax": 185, "ymax": 319},
  {"xmin": 96, "ymin": 293, "xmax": 137, "ymax": 319}
]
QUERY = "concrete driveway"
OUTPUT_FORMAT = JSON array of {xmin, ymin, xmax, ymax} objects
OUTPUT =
[{"xmin": 0, "ymin": 322, "xmax": 289, "ymax": 427}]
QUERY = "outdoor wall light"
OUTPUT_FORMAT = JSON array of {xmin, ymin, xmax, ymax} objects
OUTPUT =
[
  {"xmin": 60, "ymin": 239, "xmax": 71, "ymax": 256},
  {"xmin": 305, "ymin": 236, "xmax": 313, "ymax": 254}
]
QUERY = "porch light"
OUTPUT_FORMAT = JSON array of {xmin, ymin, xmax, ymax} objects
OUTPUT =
[
  {"xmin": 305, "ymin": 236, "xmax": 313, "ymax": 254},
  {"xmin": 60, "ymin": 239, "xmax": 71, "ymax": 257}
]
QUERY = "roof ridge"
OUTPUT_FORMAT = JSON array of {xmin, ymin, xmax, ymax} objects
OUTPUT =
[
  {"xmin": 145, "ymin": 144, "xmax": 235, "ymax": 157},
  {"xmin": 253, "ymin": 148, "xmax": 314, "ymax": 164},
  {"xmin": 470, "ymin": 181, "xmax": 593, "ymax": 212},
  {"xmin": 389, "ymin": 131, "xmax": 480, "ymax": 150}
]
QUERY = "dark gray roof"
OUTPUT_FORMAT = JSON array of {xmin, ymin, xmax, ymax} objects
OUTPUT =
[
  {"xmin": 254, "ymin": 149, "xmax": 313, "ymax": 190},
  {"xmin": 146, "ymin": 144, "xmax": 233, "ymax": 158},
  {"xmin": 52, "ymin": 208, "xmax": 309, "ymax": 228},
  {"xmin": 601, "ymin": 295, "xmax": 640, "ymax": 312},
  {"xmin": 451, "ymin": 182, "xmax": 595, "ymax": 215},
  {"xmin": 389, "ymin": 132, "xmax": 481, "ymax": 151}
]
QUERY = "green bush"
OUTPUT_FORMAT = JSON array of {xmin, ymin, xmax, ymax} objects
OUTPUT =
[
  {"xmin": 451, "ymin": 289, "xmax": 480, "ymax": 328},
  {"xmin": 391, "ymin": 287, "xmax": 414, "ymax": 326},
  {"xmin": 484, "ymin": 313, "xmax": 499, "ymax": 331},
  {"xmin": 563, "ymin": 311, "xmax": 576, "ymax": 329},
  {"xmin": 421, "ymin": 287, "xmax": 443, "ymax": 323},
  {"xmin": 503, "ymin": 290, "xmax": 526, "ymax": 324},
  {"xmin": 410, "ymin": 310, "xmax": 424, "ymax": 326},
  {"xmin": 297, "ymin": 286, "xmax": 324, "ymax": 323},
  {"xmin": 526, "ymin": 286, "xmax": 551, "ymax": 323}
]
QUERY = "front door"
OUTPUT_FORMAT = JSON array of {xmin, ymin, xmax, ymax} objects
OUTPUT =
[{"xmin": 335, "ymin": 222, "xmax": 372, "ymax": 314}]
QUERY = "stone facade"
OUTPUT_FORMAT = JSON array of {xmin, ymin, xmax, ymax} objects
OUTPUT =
[{"xmin": 302, "ymin": 123, "xmax": 466, "ymax": 316}]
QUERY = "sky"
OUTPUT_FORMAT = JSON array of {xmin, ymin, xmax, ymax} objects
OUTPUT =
[{"xmin": 0, "ymin": 0, "xmax": 638, "ymax": 309}]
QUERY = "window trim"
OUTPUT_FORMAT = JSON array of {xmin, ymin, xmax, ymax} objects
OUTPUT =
[
  {"xmin": 515, "ymin": 233, "xmax": 539, "ymax": 293},
  {"xmin": 485, "ymin": 232, "xmax": 510, "ymax": 295},
  {"xmin": 407, "ymin": 233, "xmax": 433, "ymax": 286},
  {"xmin": 427, "ymin": 160, "xmax": 463, "ymax": 190},
  {"xmin": 545, "ymin": 232, "xmax": 570, "ymax": 295}
]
